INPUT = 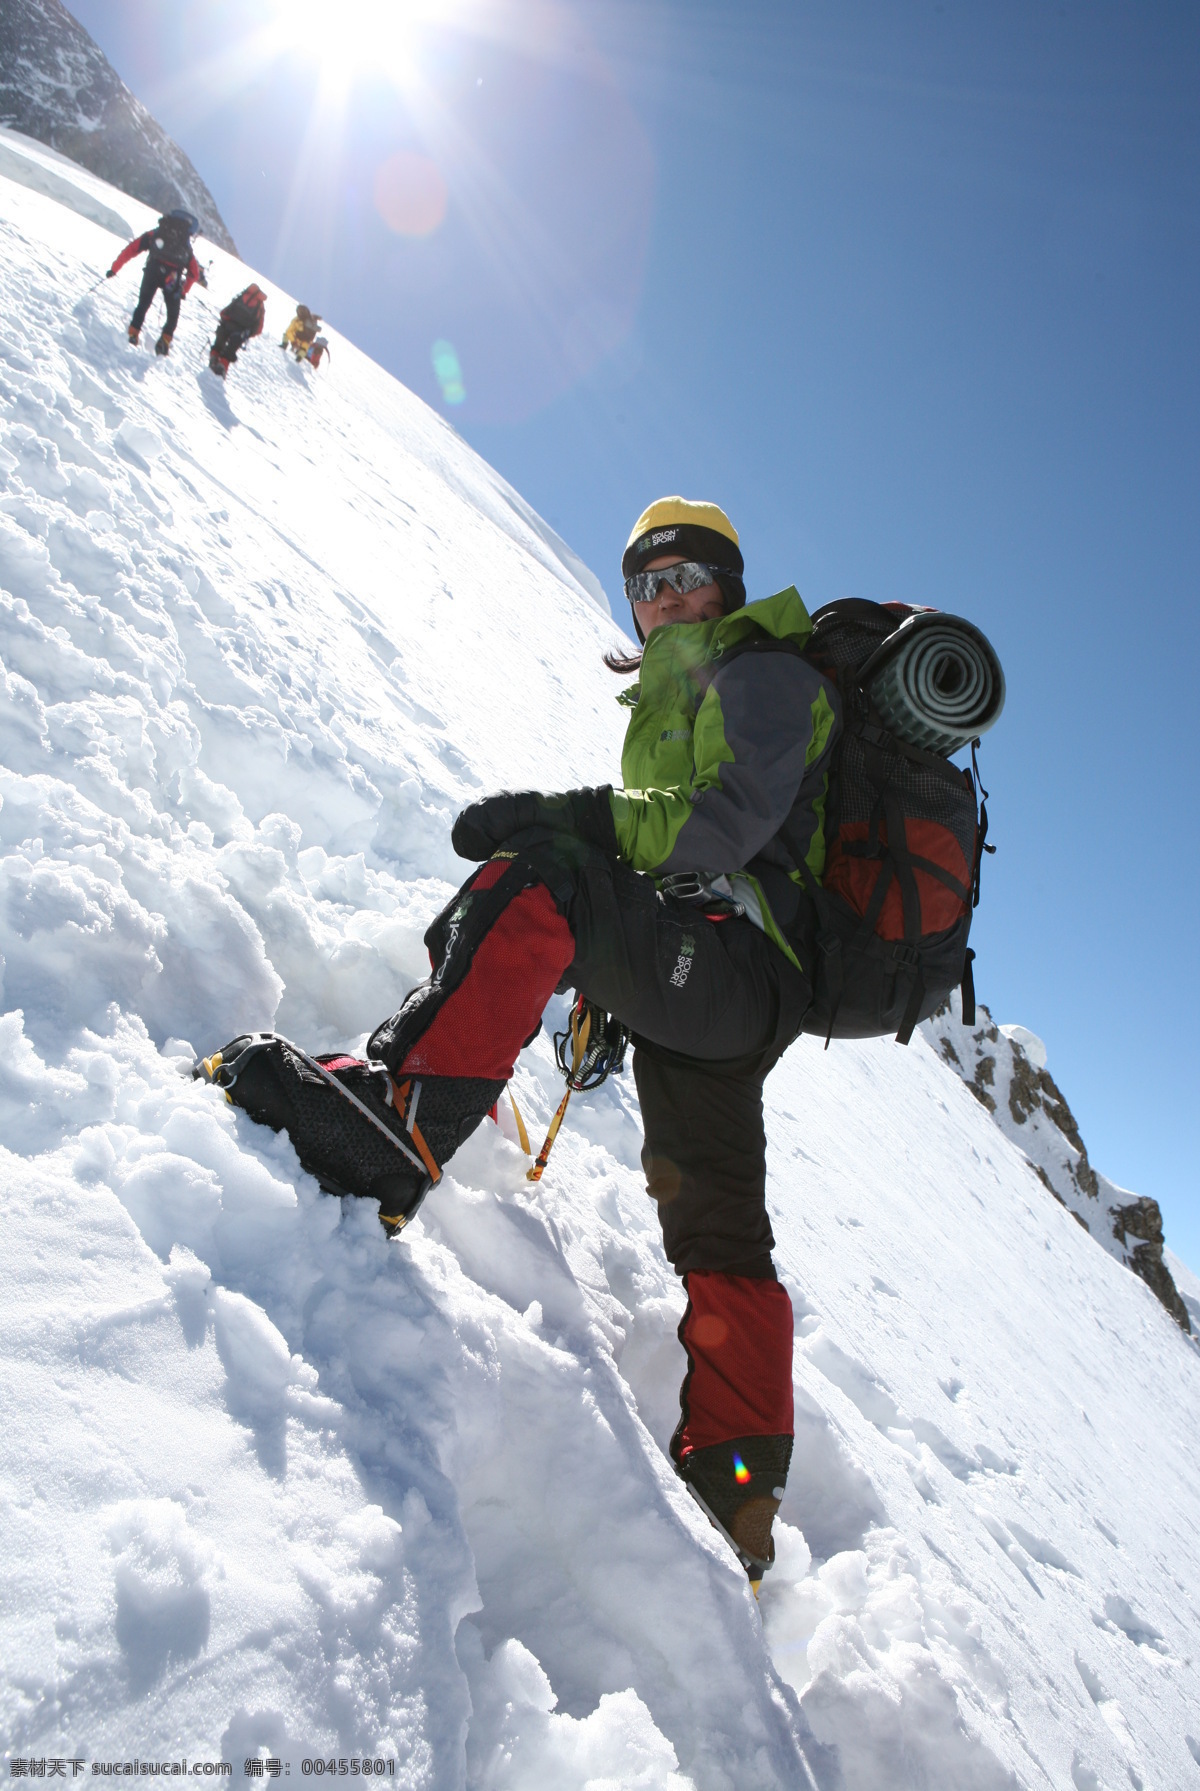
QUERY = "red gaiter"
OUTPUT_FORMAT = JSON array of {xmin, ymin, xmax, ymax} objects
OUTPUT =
[
  {"xmin": 676, "ymin": 1270, "xmax": 795, "ymax": 1455},
  {"xmin": 400, "ymin": 859, "xmax": 575, "ymax": 1080}
]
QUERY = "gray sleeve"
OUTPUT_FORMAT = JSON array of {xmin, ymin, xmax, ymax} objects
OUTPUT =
[{"xmin": 659, "ymin": 650, "xmax": 837, "ymax": 876}]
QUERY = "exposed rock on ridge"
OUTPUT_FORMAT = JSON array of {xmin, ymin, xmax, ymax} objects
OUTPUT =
[
  {"xmin": 0, "ymin": 0, "xmax": 235, "ymax": 253},
  {"xmin": 924, "ymin": 1000, "xmax": 1190, "ymax": 1331}
]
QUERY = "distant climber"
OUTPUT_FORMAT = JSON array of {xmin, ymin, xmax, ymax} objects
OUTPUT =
[
  {"xmin": 305, "ymin": 335, "xmax": 330, "ymax": 370},
  {"xmin": 107, "ymin": 209, "xmax": 205, "ymax": 357},
  {"xmin": 282, "ymin": 305, "xmax": 321, "ymax": 360},
  {"xmin": 208, "ymin": 284, "xmax": 267, "ymax": 379}
]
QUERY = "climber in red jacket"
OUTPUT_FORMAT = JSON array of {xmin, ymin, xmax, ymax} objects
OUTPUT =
[{"xmin": 107, "ymin": 209, "xmax": 205, "ymax": 356}]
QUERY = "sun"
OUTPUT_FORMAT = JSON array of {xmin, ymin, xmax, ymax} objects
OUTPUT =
[{"xmin": 269, "ymin": 0, "xmax": 434, "ymax": 90}]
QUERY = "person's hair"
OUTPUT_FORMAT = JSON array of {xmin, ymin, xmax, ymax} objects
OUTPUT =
[{"xmin": 603, "ymin": 645, "xmax": 642, "ymax": 674}]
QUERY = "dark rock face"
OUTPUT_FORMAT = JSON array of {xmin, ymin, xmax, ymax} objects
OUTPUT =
[
  {"xmin": 1111, "ymin": 1199, "xmax": 1191, "ymax": 1332},
  {"xmin": 1006, "ymin": 1046, "xmax": 1101, "ymax": 1201},
  {"xmin": 0, "ymin": 0, "xmax": 236, "ymax": 253},
  {"xmin": 926, "ymin": 1001, "xmax": 1191, "ymax": 1333}
]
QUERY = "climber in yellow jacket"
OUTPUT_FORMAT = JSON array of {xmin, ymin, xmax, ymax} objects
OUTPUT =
[{"xmin": 281, "ymin": 304, "xmax": 321, "ymax": 359}]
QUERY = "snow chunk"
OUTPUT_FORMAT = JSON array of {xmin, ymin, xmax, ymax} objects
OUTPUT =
[
  {"xmin": 114, "ymin": 416, "xmax": 165, "ymax": 461},
  {"xmin": 999, "ymin": 1022, "xmax": 1047, "ymax": 1069},
  {"xmin": 461, "ymin": 1630, "xmax": 695, "ymax": 1790}
]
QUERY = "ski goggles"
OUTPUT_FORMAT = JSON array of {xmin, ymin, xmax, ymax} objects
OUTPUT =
[{"xmin": 623, "ymin": 560, "xmax": 726, "ymax": 606}]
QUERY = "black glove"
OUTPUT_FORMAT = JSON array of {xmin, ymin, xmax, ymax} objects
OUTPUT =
[
  {"xmin": 105, "ymin": 267, "xmax": 115, "ymax": 278},
  {"xmin": 451, "ymin": 786, "xmax": 618, "ymax": 861}
]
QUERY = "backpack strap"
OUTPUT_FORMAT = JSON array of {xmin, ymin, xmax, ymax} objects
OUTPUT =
[
  {"xmin": 880, "ymin": 779, "xmax": 922, "ymax": 942},
  {"xmin": 895, "ymin": 968, "xmax": 926, "ymax": 1046},
  {"xmin": 969, "ymin": 739, "xmax": 995, "ymax": 908},
  {"xmin": 904, "ymin": 855, "xmax": 971, "ymax": 903}
]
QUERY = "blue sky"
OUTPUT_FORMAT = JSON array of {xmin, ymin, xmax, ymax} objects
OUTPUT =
[{"xmin": 67, "ymin": 0, "xmax": 1200, "ymax": 1268}]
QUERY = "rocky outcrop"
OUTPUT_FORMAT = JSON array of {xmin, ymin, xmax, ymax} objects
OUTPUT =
[
  {"xmin": 924, "ymin": 1001, "xmax": 1190, "ymax": 1332},
  {"xmin": 1110, "ymin": 1199, "xmax": 1191, "ymax": 1331},
  {"xmin": 0, "ymin": 0, "xmax": 235, "ymax": 252}
]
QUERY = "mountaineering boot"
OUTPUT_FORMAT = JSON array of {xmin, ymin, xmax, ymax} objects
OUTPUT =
[
  {"xmin": 155, "ymin": 330, "xmax": 173, "ymax": 357},
  {"xmin": 127, "ymin": 324, "xmax": 140, "ymax": 345},
  {"xmin": 677, "ymin": 1434, "xmax": 793, "ymax": 1593},
  {"xmin": 209, "ymin": 351, "xmax": 228, "ymax": 378},
  {"xmin": 194, "ymin": 1035, "xmax": 505, "ymax": 1235},
  {"xmin": 195, "ymin": 1034, "xmax": 432, "ymax": 1231}
]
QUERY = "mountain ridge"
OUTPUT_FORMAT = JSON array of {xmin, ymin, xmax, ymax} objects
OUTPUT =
[{"xmin": 0, "ymin": 0, "xmax": 235, "ymax": 252}]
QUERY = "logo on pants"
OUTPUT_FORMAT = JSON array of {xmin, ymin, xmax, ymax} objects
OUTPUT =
[{"xmin": 669, "ymin": 934, "xmax": 695, "ymax": 989}]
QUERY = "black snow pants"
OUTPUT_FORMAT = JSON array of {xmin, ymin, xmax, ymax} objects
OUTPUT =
[
  {"xmin": 131, "ymin": 261, "xmax": 183, "ymax": 335},
  {"xmin": 212, "ymin": 324, "xmax": 251, "ymax": 365},
  {"xmin": 568, "ymin": 849, "xmax": 813, "ymax": 1276},
  {"xmin": 370, "ymin": 840, "xmax": 814, "ymax": 1277}
]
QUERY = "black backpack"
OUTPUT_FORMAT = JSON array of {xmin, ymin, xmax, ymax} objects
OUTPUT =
[
  {"xmin": 786, "ymin": 600, "xmax": 992, "ymax": 1046},
  {"xmin": 220, "ymin": 290, "xmax": 261, "ymax": 333},
  {"xmin": 150, "ymin": 212, "xmax": 195, "ymax": 266}
]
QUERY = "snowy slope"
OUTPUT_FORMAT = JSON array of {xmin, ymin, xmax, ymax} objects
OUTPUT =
[
  {"xmin": 2, "ymin": 150, "xmax": 1199, "ymax": 1791},
  {"xmin": 0, "ymin": 0, "xmax": 234, "ymax": 250}
]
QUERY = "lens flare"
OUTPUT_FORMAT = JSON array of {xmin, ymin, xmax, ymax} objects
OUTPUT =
[
  {"xmin": 432, "ymin": 339, "xmax": 465, "ymax": 404},
  {"xmin": 733, "ymin": 1454, "xmax": 751, "ymax": 1485},
  {"xmin": 691, "ymin": 1313, "xmax": 729, "ymax": 1348},
  {"xmin": 374, "ymin": 151, "xmax": 448, "ymax": 236}
]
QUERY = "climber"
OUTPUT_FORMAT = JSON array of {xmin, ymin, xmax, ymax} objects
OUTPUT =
[
  {"xmin": 305, "ymin": 336, "xmax": 330, "ymax": 370},
  {"xmin": 107, "ymin": 209, "xmax": 205, "ymax": 356},
  {"xmin": 200, "ymin": 497, "xmax": 841, "ymax": 1590},
  {"xmin": 208, "ymin": 284, "xmax": 267, "ymax": 378},
  {"xmin": 282, "ymin": 304, "xmax": 321, "ymax": 360}
]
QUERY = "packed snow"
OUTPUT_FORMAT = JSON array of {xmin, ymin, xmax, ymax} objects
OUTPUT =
[{"xmin": 2, "ymin": 141, "xmax": 1198, "ymax": 1791}]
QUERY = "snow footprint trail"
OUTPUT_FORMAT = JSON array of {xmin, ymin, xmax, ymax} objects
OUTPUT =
[{"xmin": 0, "ymin": 176, "xmax": 828, "ymax": 1787}]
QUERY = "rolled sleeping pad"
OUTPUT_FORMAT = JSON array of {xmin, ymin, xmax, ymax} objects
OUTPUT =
[{"xmin": 861, "ymin": 611, "xmax": 1005, "ymax": 755}]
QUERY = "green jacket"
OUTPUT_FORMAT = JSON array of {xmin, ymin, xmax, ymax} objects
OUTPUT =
[{"xmin": 609, "ymin": 587, "xmax": 840, "ymax": 968}]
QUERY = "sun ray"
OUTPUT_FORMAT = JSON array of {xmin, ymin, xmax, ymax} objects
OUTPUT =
[
  {"xmin": 137, "ymin": 26, "xmax": 290, "ymax": 136},
  {"xmin": 393, "ymin": 45, "xmax": 650, "ymax": 391},
  {"xmin": 269, "ymin": 56, "xmax": 355, "ymax": 286},
  {"xmin": 206, "ymin": 0, "xmax": 654, "ymax": 415}
]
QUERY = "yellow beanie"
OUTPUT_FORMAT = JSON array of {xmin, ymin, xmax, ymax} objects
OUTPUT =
[{"xmin": 621, "ymin": 497, "xmax": 743, "ymax": 579}]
